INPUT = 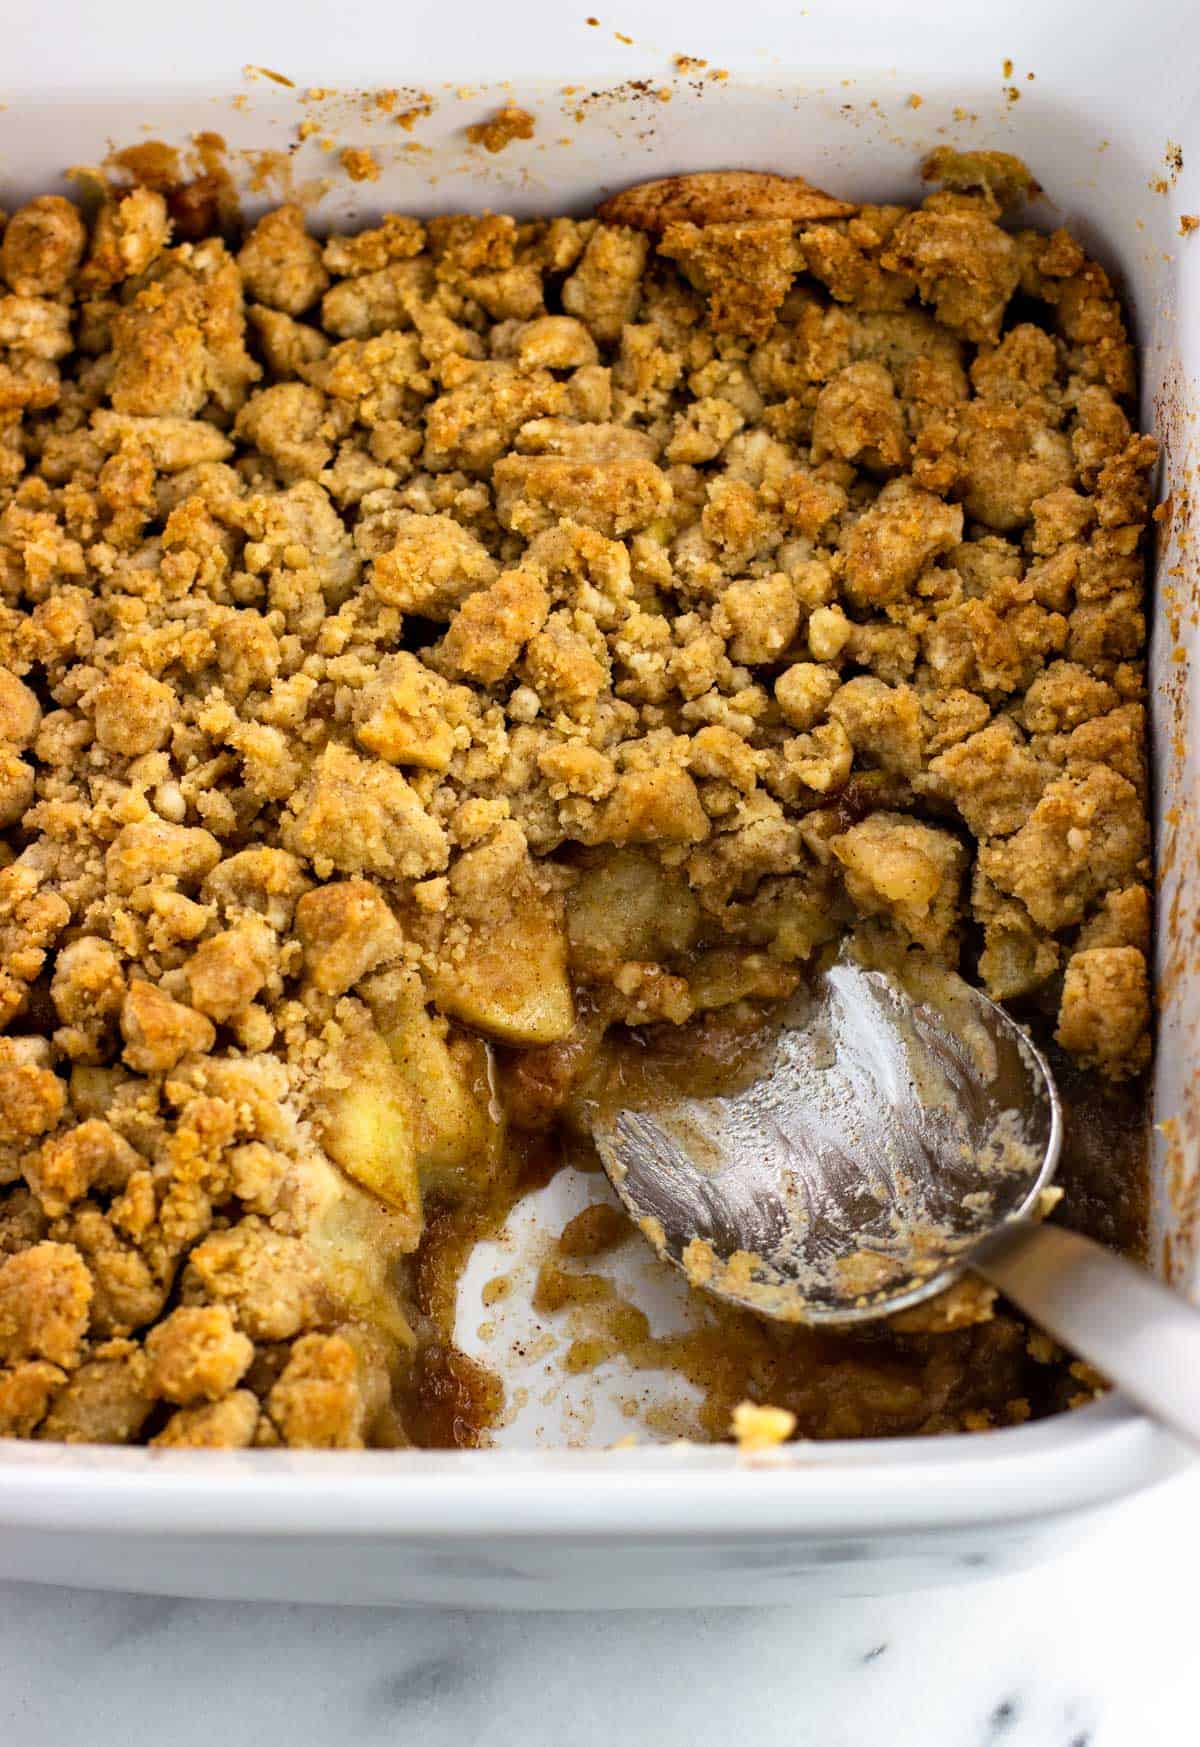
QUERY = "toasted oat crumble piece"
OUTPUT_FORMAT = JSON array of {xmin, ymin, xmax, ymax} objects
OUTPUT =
[
  {"xmin": 598, "ymin": 170, "xmax": 855, "ymax": 230},
  {"xmin": 145, "ymin": 1305, "xmax": 255, "ymax": 1405},
  {"xmin": 151, "ymin": 1388, "xmax": 261, "ymax": 1449},
  {"xmin": 0, "ymin": 157, "xmax": 1155, "ymax": 1449},
  {"xmin": 0, "ymin": 1358, "xmax": 65, "ymax": 1437},
  {"xmin": 1056, "ymin": 946, "xmax": 1151, "ymax": 1078},
  {"xmin": 237, "ymin": 205, "xmax": 329, "ymax": 315},
  {"xmin": 466, "ymin": 105, "xmax": 536, "ymax": 155},
  {"xmin": 731, "ymin": 1400, "xmax": 797, "ymax": 1450},
  {"xmin": 265, "ymin": 1331, "xmax": 379, "ymax": 1448},
  {"xmin": 37, "ymin": 1339, "xmax": 156, "ymax": 1444},
  {"xmin": 182, "ymin": 1220, "xmax": 329, "ymax": 1343},
  {"xmin": 0, "ymin": 1241, "xmax": 92, "ymax": 1367},
  {"xmin": 1, "ymin": 196, "xmax": 86, "ymax": 296}
]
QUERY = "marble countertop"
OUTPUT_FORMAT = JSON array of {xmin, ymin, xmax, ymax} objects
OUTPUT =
[{"xmin": 1, "ymin": 1465, "xmax": 1194, "ymax": 1746}]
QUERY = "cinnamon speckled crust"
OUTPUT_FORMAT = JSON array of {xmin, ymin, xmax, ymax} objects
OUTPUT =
[
  {"xmin": 598, "ymin": 170, "xmax": 856, "ymax": 230},
  {"xmin": 0, "ymin": 162, "xmax": 1154, "ymax": 1447},
  {"xmin": 465, "ymin": 105, "xmax": 536, "ymax": 155}
]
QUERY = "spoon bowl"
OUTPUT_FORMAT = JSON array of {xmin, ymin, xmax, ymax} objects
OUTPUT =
[{"xmin": 591, "ymin": 954, "xmax": 1062, "ymax": 1325}]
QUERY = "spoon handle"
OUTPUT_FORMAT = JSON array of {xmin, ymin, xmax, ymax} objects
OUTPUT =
[{"xmin": 972, "ymin": 1222, "xmax": 1200, "ymax": 1454}]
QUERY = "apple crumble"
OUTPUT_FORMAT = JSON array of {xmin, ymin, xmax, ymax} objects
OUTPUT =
[{"xmin": 0, "ymin": 159, "xmax": 1154, "ymax": 1448}]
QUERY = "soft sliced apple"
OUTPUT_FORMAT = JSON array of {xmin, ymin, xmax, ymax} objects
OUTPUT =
[
  {"xmin": 384, "ymin": 1006, "xmax": 502, "ymax": 1199},
  {"xmin": 566, "ymin": 848, "xmax": 699, "ymax": 977},
  {"xmin": 318, "ymin": 1028, "xmax": 422, "ymax": 1243},
  {"xmin": 301, "ymin": 1154, "xmax": 419, "ymax": 1353},
  {"xmin": 433, "ymin": 884, "xmax": 574, "ymax": 1046}
]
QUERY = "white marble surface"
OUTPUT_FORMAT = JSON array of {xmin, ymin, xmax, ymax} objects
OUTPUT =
[{"xmin": 0, "ymin": 1466, "xmax": 1195, "ymax": 1746}]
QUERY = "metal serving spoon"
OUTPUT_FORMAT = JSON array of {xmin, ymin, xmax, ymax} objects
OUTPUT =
[{"xmin": 590, "ymin": 953, "xmax": 1200, "ymax": 1452}]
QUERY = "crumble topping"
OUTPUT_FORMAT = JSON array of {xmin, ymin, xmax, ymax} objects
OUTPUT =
[{"xmin": 0, "ymin": 162, "xmax": 1154, "ymax": 1447}]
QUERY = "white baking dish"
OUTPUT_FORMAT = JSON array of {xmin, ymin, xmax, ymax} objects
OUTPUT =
[{"xmin": 1, "ymin": 0, "xmax": 1196, "ymax": 1607}]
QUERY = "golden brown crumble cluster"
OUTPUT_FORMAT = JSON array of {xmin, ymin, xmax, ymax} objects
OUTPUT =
[{"xmin": 0, "ymin": 166, "xmax": 1154, "ymax": 1448}]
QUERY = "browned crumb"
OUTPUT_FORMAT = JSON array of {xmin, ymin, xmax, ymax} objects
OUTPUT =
[
  {"xmin": 599, "ymin": 169, "xmax": 855, "ymax": 230},
  {"xmin": 466, "ymin": 106, "xmax": 536, "ymax": 154},
  {"xmin": 396, "ymin": 98, "xmax": 434, "ymax": 133},
  {"xmin": 245, "ymin": 66, "xmax": 296, "ymax": 89},
  {"xmin": 731, "ymin": 1400, "xmax": 797, "ymax": 1449},
  {"xmin": 921, "ymin": 146, "xmax": 1042, "ymax": 207},
  {"xmin": 1179, "ymin": 214, "xmax": 1200, "ymax": 236},
  {"xmin": 340, "ymin": 147, "xmax": 381, "ymax": 184}
]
